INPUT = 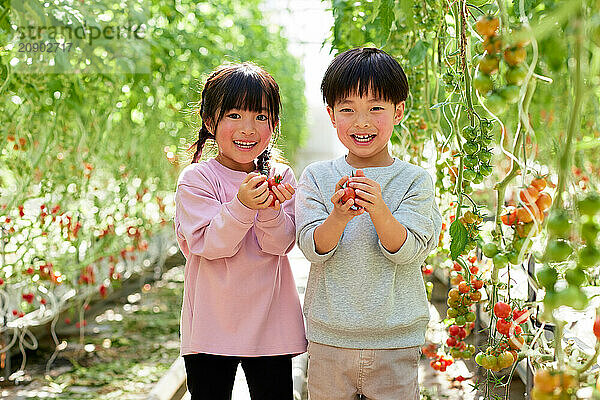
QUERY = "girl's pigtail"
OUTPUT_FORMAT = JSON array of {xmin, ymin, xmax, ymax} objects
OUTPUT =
[
  {"xmin": 256, "ymin": 146, "xmax": 271, "ymax": 176},
  {"xmin": 190, "ymin": 123, "xmax": 213, "ymax": 163}
]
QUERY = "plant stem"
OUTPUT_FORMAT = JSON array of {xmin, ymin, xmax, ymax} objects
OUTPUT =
[{"xmin": 553, "ymin": 13, "xmax": 583, "ymax": 211}]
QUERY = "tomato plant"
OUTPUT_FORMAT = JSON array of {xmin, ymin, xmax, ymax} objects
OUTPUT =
[{"xmin": 328, "ymin": 0, "xmax": 600, "ymax": 397}]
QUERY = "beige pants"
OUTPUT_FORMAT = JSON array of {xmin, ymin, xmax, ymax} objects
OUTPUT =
[{"xmin": 307, "ymin": 341, "xmax": 420, "ymax": 400}]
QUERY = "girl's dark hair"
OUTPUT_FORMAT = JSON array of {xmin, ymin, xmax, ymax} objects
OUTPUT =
[
  {"xmin": 321, "ymin": 47, "xmax": 409, "ymax": 107},
  {"xmin": 190, "ymin": 62, "xmax": 281, "ymax": 166}
]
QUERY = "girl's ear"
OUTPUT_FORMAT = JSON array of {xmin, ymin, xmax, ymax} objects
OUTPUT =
[
  {"xmin": 326, "ymin": 106, "xmax": 337, "ymax": 128},
  {"xmin": 394, "ymin": 102, "xmax": 405, "ymax": 125}
]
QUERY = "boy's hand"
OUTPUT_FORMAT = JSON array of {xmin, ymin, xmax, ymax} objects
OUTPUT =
[
  {"xmin": 267, "ymin": 182, "xmax": 295, "ymax": 211},
  {"xmin": 348, "ymin": 169, "xmax": 388, "ymax": 217},
  {"xmin": 237, "ymin": 172, "xmax": 272, "ymax": 210},
  {"xmin": 331, "ymin": 175, "xmax": 365, "ymax": 221}
]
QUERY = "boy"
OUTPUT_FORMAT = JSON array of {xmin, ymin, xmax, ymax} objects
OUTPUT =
[{"xmin": 296, "ymin": 47, "xmax": 442, "ymax": 400}]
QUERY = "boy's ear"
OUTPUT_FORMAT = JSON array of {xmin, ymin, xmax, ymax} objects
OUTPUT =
[
  {"xmin": 394, "ymin": 102, "xmax": 405, "ymax": 125},
  {"xmin": 326, "ymin": 106, "xmax": 337, "ymax": 128}
]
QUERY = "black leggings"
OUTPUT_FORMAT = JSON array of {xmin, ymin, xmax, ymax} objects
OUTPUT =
[{"xmin": 183, "ymin": 353, "xmax": 293, "ymax": 400}]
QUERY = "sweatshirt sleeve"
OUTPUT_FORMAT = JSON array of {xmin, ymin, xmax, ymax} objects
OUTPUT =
[
  {"xmin": 254, "ymin": 165, "xmax": 297, "ymax": 256},
  {"xmin": 379, "ymin": 171, "xmax": 442, "ymax": 266},
  {"xmin": 295, "ymin": 167, "xmax": 338, "ymax": 263},
  {"xmin": 174, "ymin": 168, "xmax": 257, "ymax": 260}
]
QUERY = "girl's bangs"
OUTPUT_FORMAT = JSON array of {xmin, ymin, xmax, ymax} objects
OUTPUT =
[{"xmin": 218, "ymin": 72, "xmax": 279, "ymax": 128}]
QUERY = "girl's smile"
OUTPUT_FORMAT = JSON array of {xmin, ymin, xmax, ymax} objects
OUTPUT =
[{"xmin": 212, "ymin": 108, "xmax": 276, "ymax": 172}]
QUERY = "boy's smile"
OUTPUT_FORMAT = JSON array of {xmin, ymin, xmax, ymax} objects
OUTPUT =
[{"xmin": 327, "ymin": 92, "xmax": 404, "ymax": 168}]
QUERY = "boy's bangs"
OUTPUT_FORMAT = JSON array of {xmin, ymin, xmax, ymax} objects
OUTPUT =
[
  {"xmin": 218, "ymin": 72, "xmax": 279, "ymax": 128},
  {"xmin": 321, "ymin": 48, "xmax": 409, "ymax": 107},
  {"xmin": 333, "ymin": 64, "xmax": 399, "ymax": 105}
]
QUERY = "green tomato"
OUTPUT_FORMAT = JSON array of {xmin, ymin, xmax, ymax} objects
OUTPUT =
[
  {"xmin": 505, "ymin": 65, "xmax": 528, "ymax": 85},
  {"xmin": 543, "ymin": 290, "xmax": 560, "ymax": 311},
  {"xmin": 464, "ymin": 141, "xmax": 479, "ymax": 155},
  {"xmin": 447, "ymin": 307, "xmax": 459, "ymax": 318},
  {"xmin": 543, "ymin": 239, "xmax": 573, "ymax": 263},
  {"xmin": 479, "ymin": 163, "xmax": 493, "ymax": 177},
  {"xmin": 480, "ymin": 133, "xmax": 493, "ymax": 146},
  {"xmin": 475, "ymin": 352, "xmax": 485, "ymax": 366},
  {"xmin": 546, "ymin": 210, "xmax": 572, "ymax": 239},
  {"xmin": 465, "ymin": 311, "xmax": 476, "ymax": 322},
  {"xmin": 578, "ymin": 245, "xmax": 600, "ymax": 268},
  {"xmin": 473, "ymin": 71, "xmax": 494, "ymax": 95},
  {"xmin": 455, "ymin": 315, "xmax": 467, "ymax": 327},
  {"xmin": 464, "ymin": 154, "xmax": 479, "ymax": 167},
  {"xmin": 482, "ymin": 355, "xmax": 498, "ymax": 370},
  {"xmin": 581, "ymin": 221, "xmax": 600, "ymax": 243},
  {"xmin": 536, "ymin": 266, "xmax": 558, "ymax": 290},
  {"xmin": 472, "ymin": 172, "xmax": 484, "ymax": 184},
  {"xmin": 484, "ymin": 93, "xmax": 508, "ymax": 115},
  {"xmin": 565, "ymin": 267, "xmax": 586, "ymax": 287},
  {"xmin": 493, "ymin": 253, "xmax": 509, "ymax": 268},
  {"xmin": 507, "ymin": 250, "xmax": 522, "ymax": 265},
  {"xmin": 497, "ymin": 85, "xmax": 520, "ymax": 104},
  {"xmin": 462, "ymin": 125, "xmax": 477, "ymax": 140},
  {"xmin": 482, "ymin": 242, "xmax": 499, "ymax": 258},
  {"xmin": 557, "ymin": 286, "xmax": 588, "ymax": 310},
  {"xmin": 463, "ymin": 168, "xmax": 476, "ymax": 182},
  {"xmin": 477, "ymin": 149, "xmax": 492, "ymax": 163},
  {"xmin": 462, "ymin": 350, "xmax": 473, "ymax": 359},
  {"xmin": 577, "ymin": 193, "xmax": 600, "ymax": 216}
]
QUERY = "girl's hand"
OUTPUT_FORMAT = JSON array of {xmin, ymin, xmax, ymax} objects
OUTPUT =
[
  {"xmin": 348, "ymin": 169, "xmax": 387, "ymax": 217},
  {"xmin": 237, "ymin": 172, "xmax": 271, "ymax": 210},
  {"xmin": 268, "ymin": 183, "xmax": 295, "ymax": 211},
  {"xmin": 331, "ymin": 175, "xmax": 364, "ymax": 221}
]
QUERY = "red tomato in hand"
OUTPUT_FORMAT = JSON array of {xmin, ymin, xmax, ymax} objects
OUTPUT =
[{"xmin": 266, "ymin": 174, "xmax": 283, "ymax": 206}]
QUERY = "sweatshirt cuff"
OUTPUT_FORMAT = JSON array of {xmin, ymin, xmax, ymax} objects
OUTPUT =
[
  {"xmin": 379, "ymin": 230, "xmax": 417, "ymax": 265},
  {"xmin": 256, "ymin": 207, "xmax": 282, "ymax": 223},
  {"xmin": 303, "ymin": 227, "xmax": 337, "ymax": 262},
  {"xmin": 226, "ymin": 195, "xmax": 258, "ymax": 224}
]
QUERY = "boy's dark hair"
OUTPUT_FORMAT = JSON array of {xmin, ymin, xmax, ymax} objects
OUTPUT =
[
  {"xmin": 321, "ymin": 47, "xmax": 409, "ymax": 108},
  {"xmin": 190, "ymin": 62, "xmax": 281, "ymax": 166}
]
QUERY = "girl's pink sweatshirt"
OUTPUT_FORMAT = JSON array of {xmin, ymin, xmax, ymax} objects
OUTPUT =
[{"xmin": 174, "ymin": 158, "xmax": 307, "ymax": 357}]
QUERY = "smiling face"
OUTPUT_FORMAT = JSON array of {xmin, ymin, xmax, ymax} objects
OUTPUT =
[
  {"xmin": 210, "ymin": 107, "xmax": 276, "ymax": 173},
  {"xmin": 327, "ymin": 91, "xmax": 404, "ymax": 168}
]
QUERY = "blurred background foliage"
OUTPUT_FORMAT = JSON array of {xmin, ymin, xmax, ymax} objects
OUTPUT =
[{"xmin": 0, "ymin": 0, "xmax": 306, "ymax": 327}]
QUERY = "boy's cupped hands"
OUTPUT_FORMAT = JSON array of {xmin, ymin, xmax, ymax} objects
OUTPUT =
[{"xmin": 347, "ymin": 169, "xmax": 387, "ymax": 217}]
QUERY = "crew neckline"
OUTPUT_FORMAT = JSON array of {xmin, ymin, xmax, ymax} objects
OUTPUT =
[
  {"xmin": 208, "ymin": 158, "xmax": 255, "ymax": 176},
  {"xmin": 335, "ymin": 155, "xmax": 401, "ymax": 174}
]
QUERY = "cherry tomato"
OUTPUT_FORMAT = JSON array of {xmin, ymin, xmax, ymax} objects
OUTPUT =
[
  {"xmin": 497, "ymin": 85, "xmax": 520, "ymax": 104},
  {"xmin": 505, "ymin": 65, "xmax": 528, "ymax": 85},
  {"xmin": 475, "ymin": 15, "xmax": 499, "ymax": 37},
  {"xmin": 535, "ymin": 192, "xmax": 552, "ymax": 211},
  {"xmin": 478, "ymin": 54, "xmax": 499, "ymax": 74},
  {"xmin": 503, "ymin": 46, "xmax": 527, "ymax": 66},
  {"xmin": 473, "ymin": 71, "xmax": 494, "ymax": 95},
  {"xmin": 594, "ymin": 316, "xmax": 600, "ymax": 339},
  {"xmin": 484, "ymin": 92, "xmax": 508, "ymax": 114},
  {"xmin": 494, "ymin": 301, "xmax": 512, "ymax": 319},
  {"xmin": 536, "ymin": 266, "xmax": 558, "ymax": 290},
  {"xmin": 530, "ymin": 177, "xmax": 547, "ymax": 191}
]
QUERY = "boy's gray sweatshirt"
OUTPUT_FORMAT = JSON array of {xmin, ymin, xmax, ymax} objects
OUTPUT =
[{"xmin": 296, "ymin": 156, "xmax": 442, "ymax": 349}]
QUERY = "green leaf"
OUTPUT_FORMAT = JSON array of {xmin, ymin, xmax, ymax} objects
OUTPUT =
[
  {"xmin": 449, "ymin": 219, "xmax": 468, "ymax": 260},
  {"xmin": 407, "ymin": 40, "xmax": 430, "ymax": 67}
]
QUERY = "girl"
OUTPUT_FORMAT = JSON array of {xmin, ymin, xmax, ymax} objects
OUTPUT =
[{"xmin": 174, "ymin": 63, "xmax": 307, "ymax": 399}]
